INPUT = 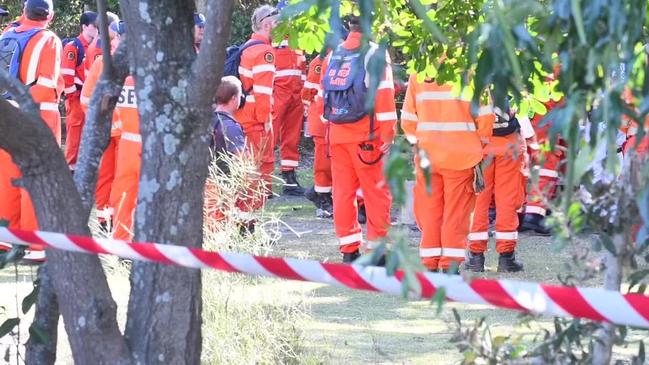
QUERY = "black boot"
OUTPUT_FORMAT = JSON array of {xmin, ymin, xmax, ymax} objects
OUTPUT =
[
  {"xmin": 305, "ymin": 187, "xmax": 319, "ymax": 208},
  {"xmin": 317, "ymin": 193, "xmax": 333, "ymax": 218},
  {"xmin": 357, "ymin": 204, "xmax": 367, "ymax": 224},
  {"xmin": 520, "ymin": 213, "xmax": 551, "ymax": 236},
  {"xmin": 281, "ymin": 170, "xmax": 305, "ymax": 196},
  {"xmin": 497, "ymin": 252, "xmax": 524, "ymax": 273},
  {"xmin": 342, "ymin": 250, "xmax": 360, "ymax": 263},
  {"xmin": 465, "ymin": 252, "xmax": 485, "ymax": 272}
]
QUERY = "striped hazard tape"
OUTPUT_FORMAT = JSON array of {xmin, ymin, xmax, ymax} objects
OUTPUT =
[{"xmin": 1, "ymin": 227, "xmax": 648, "ymax": 328}]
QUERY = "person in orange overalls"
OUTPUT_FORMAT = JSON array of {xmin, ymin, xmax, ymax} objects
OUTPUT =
[
  {"xmin": 0, "ymin": 0, "xmax": 62, "ymax": 261},
  {"xmin": 233, "ymin": 5, "xmax": 278, "ymax": 199},
  {"xmin": 61, "ymin": 11, "xmax": 97, "ymax": 171},
  {"xmin": 84, "ymin": 12, "xmax": 119, "ymax": 72},
  {"xmin": 519, "ymin": 99, "xmax": 564, "ymax": 235},
  {"xmin": 272, "ymin": 37, "xmax": 306, "ymax": 195},
  {"xmin": 109, "ymin": 75, "xmax": 140, "ymax": 241},
  {"xmin": 302, "ymin": 54, "xmax": 333, "ymax": 218},
  {"xmin": 80, "ymin": 28, "xmax": 123, "ymax": 228},
  {"xmin": 400, "ymin": 74, "xmax": 493, "ymax": 273},
  {"xmin": 319, "ymin": 17, "xmax": 397, "ymax": 263},
  {"xmin": 467, "ymin": 102, "xmax": 525, "ymax": 273}
]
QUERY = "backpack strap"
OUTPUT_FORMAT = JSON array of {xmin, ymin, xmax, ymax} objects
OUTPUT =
[{"xmin": 72, "ymin": 38, "xmax": 85, "ymax": 67}]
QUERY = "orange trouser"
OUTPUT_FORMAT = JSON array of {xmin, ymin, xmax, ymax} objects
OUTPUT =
[
  {"xmin": 0, "ymin": 150, "xmax": 44, "ymax": 257},
  {"xmin": 110, "ymin": 137, "xmax": 141, "ymax": 241},
  {"xmin": 0, "ymin": 149, "xmax": 38, "ymax": 230},
  {"xmin": 272, "ymin": 93, "xmax": 303, "ymax": 171},
  {"xmin": 64, "ymin": 96, "xmax": 86, "ymax": 168},
  {"xmin": 415, "ymin": 162, "xmax": 476, "ymax": 270},
  {"xmin": 244, "ymin": 125, "xmax": 274, "ymax": 195},
  {"xmin": 526, "ymin": 150, "xmax": 561, "ymax": 216},
  {"xmin": 330, "ymin": 142, "xmax": 391, "ymax": 253},
  {"xmin": 469, "ymin": 155, "xmax": 524, "ymax": 254},
  {"xmin": 95, "ymin": 136, "xmax": 119, "ymax": 221},
  {"xmin": 312, "ymin": 136, "xmax": 332, "ymax": 193}
]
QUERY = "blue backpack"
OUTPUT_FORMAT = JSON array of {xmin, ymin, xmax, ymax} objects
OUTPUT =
[
  {"xmin": 322, "ymin": 45, "xmax": 368, "ymax": 124},
  {"xmin": 0, "ymin": 27, "xmax": 44, "ymax": 96},
  {"xmin": 223, "ymin": 40, "xmax": 263, "ymax": 108},
  {"xmin": 61, "ymin": 37, "xmax": 85, "ymax": 67}
]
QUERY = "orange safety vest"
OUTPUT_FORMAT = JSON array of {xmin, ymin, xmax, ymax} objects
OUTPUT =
[
  {"xmin": 15, "ymin": 18, "xmax": 62, "ymax": 143},
  {"xmin": 61, "ymin": 33, "xmax": 90, "ymax": 97},
  {"xmin": 303, "ymin": 57, "xmax": 326, "ymax": 137},
  {"xmin": 274, "ymin": 39, "xmax": 306, "ymax": 95},
  {"xmin": 400, "ymin": 73, "xmax": 493, "ymax": 170},
  {"xmin": 232, "ymin": 33, "xmax": 275, "ymax": 130}
]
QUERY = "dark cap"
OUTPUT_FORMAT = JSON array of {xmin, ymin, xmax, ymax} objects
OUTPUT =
[
  {"xmin": 194, "ymin": 12, "xmax": 205, "ymax": 27},
  {"xmin": 25, "ymin": 0, "xmax": 53, "ymax": 20},
  {"xmin": 80, "ymin": 11, "xmax": 97, "ymax": 26},
  {"xmin": 0, "ymin": 8, "xmax": 9, "ymax": 17}
]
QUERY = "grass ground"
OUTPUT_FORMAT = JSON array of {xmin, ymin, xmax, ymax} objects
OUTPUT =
[{"xmin": 0, "ymin": 166, "xmax": 645, "ymax": 364}]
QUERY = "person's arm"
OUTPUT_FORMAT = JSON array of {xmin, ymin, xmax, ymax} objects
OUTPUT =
[
  {"xmin": 80, "ymin": 57, "xmax": 103, "ymax": 113},
  {"xmin": 373, "ymin": 50, "xmax": 397, "ymax": 145},
  {"xmin": 400, "ymin": 74, "xmax": 419, "ymax": 144},
  {"xmin": 252, "ymin": 49, "xmax": 275, "ymax": 128},
  {"xmin": 60, "ymin": 40, "xmax": 78, "ymax": 97},
  {"xmin": 30, "ymin": 32, "xmax": 62, "ymax": 134}
]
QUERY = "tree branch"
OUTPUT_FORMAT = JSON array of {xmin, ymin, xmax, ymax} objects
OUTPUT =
[
  {"xmin": 0, "ymin": 93, "xmax": 132, "ymax": 365},
  {"xmin": 25, "ymin": 264, "xmax": 59, "ymax": 365},
  {"xmin": 73, "ymin": 42, "xmax": 129, "ymax": 214},
  {"xmin": 190, "ymin": 0, "xmax": 234, "ymax": 108},
  {"xmin": 97, "ymin": 0, "xmax": 113, "ymax": 76}
]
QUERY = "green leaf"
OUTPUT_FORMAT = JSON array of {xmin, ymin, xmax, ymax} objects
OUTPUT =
[
  {"xmin": 22, "ymin": 280, "xmax": 40, "ymax": 314},
  {"xmin": 28, "ymin": 324, "xmax": 49, "ymax": 345},
  {"xmin": 0, "ymin": 317, "xmax": 19, "ymax": 338},
  {"xmin": 453, "ymin": 308, "xmax": 461, "ymax": 327},
  {"xmin": 570, "ymin": 0, "xmax": 587, "ymax": 45},
  {"xmin": 530, "ymin": 98, "xmax": 548, "ymax": 115},
  {"xmin": 599, "ymin": 235, "xmax": 617, "ymax": 256},
  {"xmin": 432, "ymin": 286, "xmax": 446, "ymax": 315},
  {"xmin": 628, "ymin": 269, "xmax": 649, "ymax": 290}
]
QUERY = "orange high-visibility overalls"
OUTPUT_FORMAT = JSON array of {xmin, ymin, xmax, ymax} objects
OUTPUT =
[{"xmin": 400, "ymin": 74, "xmax": 493, "ymax": 270}]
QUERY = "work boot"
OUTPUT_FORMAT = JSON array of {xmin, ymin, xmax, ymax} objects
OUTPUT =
[
  {"xmin": 317, "ymin": 193, "xmax": 333, "ymax": 219},
  {"xmin": 464, "ymin": 252, "xmax": 485, "ymax": 272},
  {"xmin": 281, "ymin": 170, "xmax": 305, "ymax": 196},
  {"xmin": 357, "ymin": 204, "xmax": 367, "ymax": 224},
  {"xmin": 304, "ymin": 187, "xmax": 320, "ymax": 208},
  {"xmin": 497, "ymin": 252, "xmax": 524, "ymax": 273},
  {"xmin": 342, "ymin": 250, "xmax": 360, "ymax": 263},
  {"xmin": 519, "ymin": 213, "xmax": 551, "ymax": 236}
]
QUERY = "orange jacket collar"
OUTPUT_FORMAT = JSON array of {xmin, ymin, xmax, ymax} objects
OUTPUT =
[
  {"xmin": 251, "ymin": 32, "xmax": 270, "ymax": 45},
  {"xmin": 16, "ymin": 18, "xmax": 49, "ymax": 31}
]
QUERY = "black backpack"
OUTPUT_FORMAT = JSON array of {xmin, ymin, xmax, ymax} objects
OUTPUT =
[{"xmin": 223, "ymin": 40, "xmax": 263, "ymax": 108}]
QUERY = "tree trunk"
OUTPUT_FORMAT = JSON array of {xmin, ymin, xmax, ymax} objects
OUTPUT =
[
  {"xmin": 0, "ymin": 92, "xmax": 131, "ymax": 364},
  {"xmin": 195, "ymin": 0, "xmax": 207, "ymax": 13},
  {"xmin": 24, "ymin": 264, "xmax": 58, "ymax": 365},
  {"xmin": 118, "ymin": 0, "xmax": 232, "ymax": 363},
  {"xmin": 591, "ymin": 233, "xmax": 623, "ymax": 365}
]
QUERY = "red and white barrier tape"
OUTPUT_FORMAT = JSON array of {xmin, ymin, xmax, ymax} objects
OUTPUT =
[{"xmin": 1, "ymin": 227, "xmax": 649, "ymax": 328}]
